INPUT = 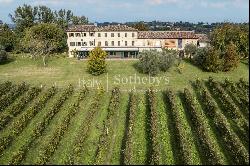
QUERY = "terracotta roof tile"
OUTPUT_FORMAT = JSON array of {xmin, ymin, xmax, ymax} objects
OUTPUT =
[
  {"xmin": 66, "ymin": 25, "xmax": 96, "ymax": 32},
  {"xmin": 66, "ymin": 24, "xmax": 137, "ymax": 32},
  {"xmin": 138, "ymin": 31, "xmax": 198, "ymax": 39},
  {"xmin": 196, "ymin": 34, "xmax": 210, "ymax": 42}
]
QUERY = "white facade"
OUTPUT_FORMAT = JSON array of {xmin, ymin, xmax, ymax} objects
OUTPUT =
[{"xmin": 66, "ymin": 25, "xmax": 199, "ymax": 58}]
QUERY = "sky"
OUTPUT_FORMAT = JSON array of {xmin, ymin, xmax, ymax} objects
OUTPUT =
[{"xmin": 0, "ymin": 0, "xmax": 249, "ymax": 24}]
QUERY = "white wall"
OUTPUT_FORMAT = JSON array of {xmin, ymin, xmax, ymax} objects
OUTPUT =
[{"xmin": 67, "ymin": 31, "xmax": 198, "ymax": 57}]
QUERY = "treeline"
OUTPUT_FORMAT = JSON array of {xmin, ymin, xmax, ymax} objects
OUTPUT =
[
  {"xmin": 185, "ymin": 23, "xmax": 249, "ymax": 72},
  {"xmin": 0, "ymin": 4, "xmax": 88, "ymax": 54}
]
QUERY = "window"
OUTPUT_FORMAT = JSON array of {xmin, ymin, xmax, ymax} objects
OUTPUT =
[
  {"xmin": 98, "ymin": 33, "xmax": 101, "ymax": 37},
  {"xmin": 111, "ymin": 33, "xmax": 114, "ymax": 37},
  {"xmin": 105, "ymin": 41, "xmax": 108, "ymax": 46},
  {"xmin": 90, "ymin": 41, "xmax": 94, "ymax": 46},
  {"xmin": 132, "ymin": 41, "xmax": 135, "ymax": 46},
  {"xmin": 76, "ymin": 33, "xmax": 81, "ymax": 37},
  {"xmin": 110, "ymin": 51, "xmax": 116, "ymax": 56},
  {"xmin": 118, "ymin": 41, "xmax": 120, "ymax": 46},
  {"xmin": 125, "ymin": 33, "xmax": 127, "ymax": 37},
  {"xmin": 125, "ymin": 41, "xmax": 127, "ymax": 46},
  {"xmin": 118, "ymin": 33, "xmax": 120, "ymax": 37},
  {"xmin": 83, "ymin": 33, "xmax": 86, "ymax": 37},
  {"xmin": 98, "ymin": 42, "xmax": 101, "ymax": 46},
  {"xmin": 69, "ymin": 33, "xmax": 74, "ymax": 37},
  {"xmin": 70, "ymin": 42, "xmax": 75, "ymax": 46},
  {"xmin": 111, "ymin": 41, "xmax": 114, "ymax": 46},
  {"xmin": 77, "ymin": 42, "xmax": 81, "ymax": 46},
  {"xmin": 105, "ymin": 33, "xmax": 107, "ymax": 37},
  {"xmin": 82, "ymin": 42, "xmax": 87, "ymax": 46},
  {"xmin": 90, "ymin": 32, "xmax": 94, "ymax": 37},
  {"xmin": 132, "ymin": 33, "xmax": 134, "ymax": 37}
]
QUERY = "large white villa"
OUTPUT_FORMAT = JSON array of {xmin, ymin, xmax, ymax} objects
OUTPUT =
[{"xmin": 66, "ymin": 24, "xmax": 200, "ymax": 58}]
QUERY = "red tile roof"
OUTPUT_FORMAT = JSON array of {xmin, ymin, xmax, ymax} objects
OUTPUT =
[
  {"xmin": 196, "ymin": 34, "xmax": 210, "ymax": 42},
  {"xmin": 66, "ymin": 25, "xmax": 96, "ymax": 32},
  {"xmin": 138, "ymin": 31, "xmax": 198, "ymax": 39},
  {"xmin": 66, "ymin": 24, "xmax": 137, "ymax": 32}
]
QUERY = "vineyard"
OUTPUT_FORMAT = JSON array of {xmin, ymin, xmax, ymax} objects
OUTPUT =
[{"xmin": 0, "ymin": 77, "xmax": 249, "ymax": 165}]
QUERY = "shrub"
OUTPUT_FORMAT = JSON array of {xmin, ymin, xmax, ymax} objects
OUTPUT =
[
  {"xmin": 138, "ymin": 50, "xmax": 160, "ymax": 76},
  {"xmin": 138, "ymin": 49, "xmax": 176, "ymax": 76},
  {"xmin": 184, "ymin": 43, "xmax": 197, "ymax": 58},
  {"xmin": 87, "ymin": 47, "xmax": 107, "ymax": 76},
  {"xmin": 193, "ymin": 47, "xmax": 206, "ymax": 67},
  {"xmin": 193, "ymin": 46, "xmax": 222, "ymax": 72},
  {"xmin": 159, "ymin": 49, "xmax": 177, "ymax": 72}
]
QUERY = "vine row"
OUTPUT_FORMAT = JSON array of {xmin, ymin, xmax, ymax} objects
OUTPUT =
[
  {"xmin": 0, "ymin": 86, "xmax": 41, "ymax": 130},
  {"xmin": 123, "ymin": 92, "xmax": 137, "ymax": 165},
  {"xmin": 0, "ymin": 82, "xmax": 28, "ymax": 112},
  {"xmin": 207, "ymin": 77, "xmax": 249, "ymax": 143},
  {"xmin": 195, "ymin": 79, "xmax": 249, "ymax": 165},
  {"xmin": 0, "ymin": 81, "xmax": 12, "ymax": 97},
  {"xmin": 183, "ymin": 88, "xmax": 224, "ymax": 165},
  {"xmin": 65, "ymin": 88, "xmax": 104, "ymax": 164},
  {"xmin": 147, "ymin": 88, "xmax": 160, "ymax": 165},
  {"xmin": 9, "ymin": 85, "xmax": 79, "ymax": 165},
  {"xmin": 165, "ymin": 90, "xmax": 192, "ymax": 165},
  {"xmin": 222, "ymin": 78, "xmax": 249, "ymax": 119},
  {"xmin": 0, "ymin": 86, "xmax": 56, "ymax": 156},
  {"xmin": 95, "ymin": 87, "xmax": 120, "ymax": 165}
]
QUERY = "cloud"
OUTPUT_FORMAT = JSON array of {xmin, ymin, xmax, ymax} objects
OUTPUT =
[
  {"xmin": 147, "ymin": 0, "xmax": 249, "ymax": 9},
  {"xmin": 0, "ymin": 0, "xmax": 13, "ymax": 4},
  {"xmin": 200, "ymin": 0, "xmax": 249, "ymax": 9},
  {"xmin": 147, "ymin": 0, "xmax": 180, "ymax": 5}
]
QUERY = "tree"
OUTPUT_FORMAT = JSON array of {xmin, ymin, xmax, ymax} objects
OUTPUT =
[
  {"xmin": 9, "ymin": 4, "xmax": 38, "ymax": 33},
  {"xmin": 37, "ymin": 6, "xmax": 55, "ymax": 24},
  {"xmin": 222, "ymin": 42, "xmax": 240, "ymax": 71},
  {"xmin": 210, "ymin": 23, "xmax": 249, "ymax": 59},
  {"xmin": 54, "ymin": 9, "xmax": 73, "ymax": 29},
  {"xmin": 87, "ymin": 47, "xmax": 107, "ymax": 76},
  {"xmin": 184, "ymin": 43, "xmax": 197, "ymax": 59},
  {"xmin": 132, "ymin": 21, "xmax": 149, "ymax": 31},
  {"xmin": 0, "ymin": 24, "xmax": 17, "ymax": 52},
  {"xmin": 22, "ymin": 23, "xmax": 65, "ymax": 66},
  {"xmin": 72, "ymin": 16, "xmax": 88, "ymax": 25},
  {"xmin": 10, "ymin": 4, "xmax": 89, "ymax": 31}
]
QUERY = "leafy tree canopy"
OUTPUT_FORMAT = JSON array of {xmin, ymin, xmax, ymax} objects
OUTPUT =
[
  {"xmin": 210, "ymin": 23, "xmax": 249, "ymax": 58},
  {"xmin": 9, "ymin": 4, "xmax": 89, "ymax": 33},
  {"xmin": 22, "ymin": 23, "xmax": 65, "ymax": 66}
]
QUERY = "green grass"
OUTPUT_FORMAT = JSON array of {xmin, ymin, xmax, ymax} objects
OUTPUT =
[{"xmin": 0, "ymin": 54, "xmax": 248, "ymax": 91}]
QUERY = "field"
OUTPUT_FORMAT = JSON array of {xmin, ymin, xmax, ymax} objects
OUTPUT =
[
  {"xmin": 0, "ymin": 54, "xmax": 248, "ymax": 91},
  {"xmin": 0, "ymin": 76, "xmax": 249, "ymax": 165}
]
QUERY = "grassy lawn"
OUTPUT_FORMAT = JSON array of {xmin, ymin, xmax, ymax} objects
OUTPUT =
[{"xmin": 0, "ymin": 54, "xmax": 248, "ymax": 91}]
